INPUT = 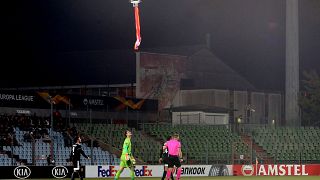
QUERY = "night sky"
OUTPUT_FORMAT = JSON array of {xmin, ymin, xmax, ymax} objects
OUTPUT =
[{"xmin": 1, "ymin": 0, "xmax": 320, "ymax": 91}]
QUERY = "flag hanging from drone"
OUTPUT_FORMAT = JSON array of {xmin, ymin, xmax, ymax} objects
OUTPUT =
[{"xmin": 131, "ymin": 0, "xmax": 141, "ymax": 50}]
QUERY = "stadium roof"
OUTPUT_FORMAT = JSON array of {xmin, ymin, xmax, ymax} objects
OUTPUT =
[
  {"xmin": 141, "ymin": 44, "xmax": 208, "ymax": 56},
  {"xmin": 142, "ymin": 44, "xmax": 256, "ymax": 90},
  {"xmin": 8, "ymin": 45, "xmax": 256, "ymax": 91}
]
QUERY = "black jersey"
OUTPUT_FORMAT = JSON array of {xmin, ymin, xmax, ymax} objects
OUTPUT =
[
  {"xmin": 70, "ymin": 143, "xmax": 88, "ymax": 162},
  {"xmin": 159, "ymin": 142, "xmax": 169, "ymax": 159}
]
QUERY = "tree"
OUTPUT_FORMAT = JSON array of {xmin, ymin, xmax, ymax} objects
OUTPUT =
[{"xmin": 299, "ymin": 70, "xmax": 320, "ymax": 126}]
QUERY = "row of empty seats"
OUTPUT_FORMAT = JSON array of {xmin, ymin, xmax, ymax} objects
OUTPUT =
[
  {"xmin": 0, "ymin": 127, "xmax": 119, "ymax": 166},
  {"xmin": 143, "ymin": 124, "xmax": 248, "ymax": 164},
  {"xmin": 75, "ymin": 123, "xmax": 162, "ymax": 164},
  {"xmin": 252, "ymin": 127, "xmax": 320, "ymax": 163},
  {"xmin": 4, "ymin": 122, "xmax": 319, "ymax": 166}
]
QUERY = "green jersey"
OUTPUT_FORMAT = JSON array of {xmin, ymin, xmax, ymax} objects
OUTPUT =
[{"xmin": 121, "ymin": 137, "xmax": 132, "ymax": 155}]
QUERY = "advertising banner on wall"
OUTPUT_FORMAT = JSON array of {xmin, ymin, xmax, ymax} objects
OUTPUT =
[
  {"xmin": 0, "ymin": 90, "xmax": 158, "ymax": 112},
  {"xmin": 0, "ymin": 90, "xmax": 48, "ymax": 108},
  {"xmin": 85, "ymin": 165, "xmax": 233, "ymax": 178},
  {"xmin": 233, "ymin": 164, "xmax": 320, "ymax": 176},
  {"xmin": 0, "ymin": 165, "xmax": 77, "ymax": 179},
  {"xmin": 136, "ymin": 52, "xmax": 187, "ymax": 110}
]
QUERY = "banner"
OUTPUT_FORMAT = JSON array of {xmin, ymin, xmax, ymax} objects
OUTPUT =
[
  {"xmin": 0, "ymin": 91, "xmax": 48, "ymax": 108},
  {"xmin": 136, "ymin": 52, "xmax": 187, "ymax": 110},
  {"xmin": 181, "ymin": 165, "xmax": 220, "ymax": 176},
  {"xmin": 86, "ymin": 165, "xmax": 158, "ymax": 178},
  {"xmin": 85, "ymin": 165, "xmax": 233, "ymax": 178},
  {"xmin": 0, "ymin": 90, "xmax": 158, "ymax": 112},
  {"xmin": 0, "ymin": 165, "xmax": 78, "ymax": 179},
  {"xmin": 233, "ymin": 164, "xmax": 320, "ymax": 176}
]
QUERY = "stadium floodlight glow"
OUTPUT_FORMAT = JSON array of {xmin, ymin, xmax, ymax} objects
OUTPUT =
[
  {"xmin": 236, "ymin": 115, "xmax": 242, "ymax": 124},
  {"xmin": 130, "ymin": 0, "xmax": 141, "ymax": 7},
  {"xmin": 237, "ymin": 117, "xmax": 242, "ymax": 124}
]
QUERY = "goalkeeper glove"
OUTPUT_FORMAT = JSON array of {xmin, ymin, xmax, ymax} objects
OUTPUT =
[
  {"xmin": 125, "ymin": 154, "xmax": 130, "ymax": 161},
  {"xmin": 131, "ymin": 158, "xmax": 136, "ymax": 165}
]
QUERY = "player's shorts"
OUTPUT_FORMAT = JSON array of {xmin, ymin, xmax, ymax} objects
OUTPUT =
[
  {"xmin": 168, "ymin": 155, "xmax": 181, "ymax": 168},
  {"xmin": 163, "ymin": 157, "xmax": 170, "ymax": 167},
  {"xmin": 72, "ymin": 160, "xmax": 81, "ymax": 171},
  {"xmin": 120, "ymin": 154, "xmax": 133, "ymax": 168}
]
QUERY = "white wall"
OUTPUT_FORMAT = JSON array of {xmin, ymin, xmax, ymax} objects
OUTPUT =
[{"xmin": 172, "ymin": 111, "xmax": 229, "ymax": 125}]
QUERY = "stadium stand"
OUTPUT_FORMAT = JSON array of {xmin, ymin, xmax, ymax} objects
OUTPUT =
[
  {"xmin": 0, "ymin": 114, "xmax": 120, "ymax": 166},
  {"xmin": 73, "ymin": 122, "xmax": 161, "ymax": 164},
  {"xmin": 141, "ymin": 124, "xmax": 251, "ymax": 164},
  {"xmin": 73, "ymin": 122, "xmax": 320, "ymax": 165},
  {"xmin": 2, "ymin": 114, "xmax": 320, "ymax": 166},
  {"xmin": 251, "ymin": 126, "xmax": 320, "ymax": 164}
]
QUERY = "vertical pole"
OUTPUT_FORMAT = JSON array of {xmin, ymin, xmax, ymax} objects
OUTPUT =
[
  {"xmin": 255, "ymin": 157, "xmax": 258, "ymax": 176},
  {"xmin": 11, "ymin": 138, "xmax": 13, "ymax": 166},
  {"xmin": 206, "ymin": 138, "xmax": 208, "ymax": 164},
  {"xmin": 137, "ymin": 111, "xmax": 140, "ymax": 130},
  {"xmin": 68, "ymin": 99, "xmax": 71, "ymax": 127},
  {"xmin": 285, "ymin": 0, "xmax": 300, "ymax": 126},
  {"xmin": 32, "ymin": 135, "xmax": 35, "ymax": 165},
  {"xmin": 90, "ymin": 109, "xmax": 93, "ymax": 165},
  {"xmin": 126, "ymin": 106, "xmax": 129, "ymax": 126},
  {"xmin": 49, "ymin": 96, "xmax": 54, "ymax": 162},
  {"xmin": 50, "ymin": 98, "xmax": 53, "ymax": 136},
  {"xmin": 251, "ymin": 139, "xmax": 253, "ymax": 164}
]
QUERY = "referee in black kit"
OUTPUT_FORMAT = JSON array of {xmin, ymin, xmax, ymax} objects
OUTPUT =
[{"xmin": 70, "ymin": 136, "xmax": 90, "ymax": 180}]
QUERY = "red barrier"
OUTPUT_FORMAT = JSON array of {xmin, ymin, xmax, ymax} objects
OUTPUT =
[{"xmin": 233, "ymin": 164, "xmax": 320, "ymax": 176}]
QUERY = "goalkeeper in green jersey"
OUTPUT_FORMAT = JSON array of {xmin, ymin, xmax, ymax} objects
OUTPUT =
[{"xmin": 114, "ymin": 130, "xmax": 136, "ymax": 180}]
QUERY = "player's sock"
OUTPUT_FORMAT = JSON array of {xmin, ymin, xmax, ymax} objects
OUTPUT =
[
  {"xmin": 78, "ymin": 171, "xmax": 83, "ymax": 180},
  {"xmin": 161, "ymin": 170, "xmax": 167, "ymax": 180},
  {"xmin": 130, "ymin": 168, "xmax": 135, "ymax": 180},
  {"xmin": 71, "ymin": 172, "xmax": 75, "ymax": 180},
  {"xmin": 166, "ymin": 169, "xmax": 172, "ymax": 180},
  {"xmin": 176, "ymin": 167, "xmax": 182, "ymax": 180},
  {"xmin": 115, "ymin": 169, "xmax": 122, "ymax": 180}
]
